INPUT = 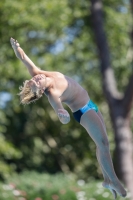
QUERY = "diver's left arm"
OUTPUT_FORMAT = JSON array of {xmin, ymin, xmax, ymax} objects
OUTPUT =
[
  {"xmin": 48, "ymin": 93, "xmax": 70, "ymax": 124},
  {"xmin": 10, "ymin": 37, "xmax": 51, "ymax": 77}
]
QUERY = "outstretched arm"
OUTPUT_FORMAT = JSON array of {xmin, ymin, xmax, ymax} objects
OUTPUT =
[
  {"xmin": 48, "ymin": 93, "xmax": 70, "ymax": 124},
  {"xmin": 10, "ymin": 37, "xmax": 42, "ymax": 77}
]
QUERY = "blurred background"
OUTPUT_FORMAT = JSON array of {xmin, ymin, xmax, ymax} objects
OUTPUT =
[{"xmin": 0, "ymin": 0, "xmax": 133, "ymax": 200}]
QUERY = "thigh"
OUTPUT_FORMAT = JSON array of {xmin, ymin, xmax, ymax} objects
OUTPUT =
[
  {"xmin": 97, "ymin": 111, "xmax": 107, "ymax": 132},
  {"xmin": 80, "ymin": 110, "xmax": 109, "ymax": 148}
]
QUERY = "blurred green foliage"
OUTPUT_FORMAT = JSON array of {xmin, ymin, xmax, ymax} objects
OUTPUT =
[
  {"xmin": 0, "ymin": 172, "xmax": 130, "ymax": 200},
  {"xmin": 0, "ymin": 0, "xmax": 132, "ymax": 179}
]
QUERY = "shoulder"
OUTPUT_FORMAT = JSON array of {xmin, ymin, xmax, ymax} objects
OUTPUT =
[{"xmin": 39, "ymin": 70, "xmax": 64, "ymax": 77}]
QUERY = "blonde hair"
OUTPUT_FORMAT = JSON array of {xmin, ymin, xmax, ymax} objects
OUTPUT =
[{"xmin": 18, "ymin": 80, "xmax": 43, "ymax": 105}]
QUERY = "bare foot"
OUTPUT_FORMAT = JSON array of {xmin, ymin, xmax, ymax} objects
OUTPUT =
[
  {"xmin": 102, "ymin": 182, "xmax": 117, "ymax": 199},
  {"xmin": 102, "ymin": 181, "xmax": 127, "ymax": 199}
]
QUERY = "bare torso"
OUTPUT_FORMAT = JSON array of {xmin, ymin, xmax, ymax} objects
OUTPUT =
[{"xmin": 45, "ymin": 72, "xmax": 90, "ymax": 112}]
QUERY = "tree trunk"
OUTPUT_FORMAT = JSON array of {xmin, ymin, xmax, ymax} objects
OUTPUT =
[
  {"xmin": 112, "ymin": 112, "xmax": 133, "ymax": 197},
  {"xmin": 90, "ymin": 0, "xmax": 133, "ymax": 198}
]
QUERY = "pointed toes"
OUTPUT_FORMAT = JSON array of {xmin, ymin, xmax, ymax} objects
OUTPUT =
[
  {"xmin": 112, "ymin": 189, "xmax": 117, "ymax": 199},
  {"xmin": 121, "ymin": 190, "xmax": 127, "ymax": 198}
]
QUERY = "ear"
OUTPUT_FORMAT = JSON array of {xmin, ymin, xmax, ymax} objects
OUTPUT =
[{"xmin": 26, "ymin": 80, "xmax": 32, "ymax": 87}]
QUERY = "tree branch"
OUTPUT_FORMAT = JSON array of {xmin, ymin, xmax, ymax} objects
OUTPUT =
[
  {"xmin": 122, "ymin": 0, "xmax": 133, "ymax": 117},
  {"xmin": 90, "ymin": 0, "xmax": 120, "ymax": 101},
  {"xmin": 123, "ymin": 74, "xmax": 133, "ymax": 117}
]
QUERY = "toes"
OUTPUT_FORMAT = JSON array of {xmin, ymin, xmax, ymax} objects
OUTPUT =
[
  {"xmin": 121, "ymin": 190, "xmax": 127, "ymax": 198},
  {"xmin": 103, "ymin": 184, "xmax": 117, "ymax": 199},
  {"xmin": 102, "ymin": 182, "xmax": 126, "ymax": 199},
  {"xmin": 111, "ymin": 189, "xmax": 117, "ymax": 199}
]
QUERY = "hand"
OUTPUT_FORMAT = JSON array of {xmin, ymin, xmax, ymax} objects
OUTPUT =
[
  {"xmin": 58, "ymin": 109, "xmax": 70, "ymax": 124},
  {"xmin": 10, "ymin": 37, "xmax": 24, "ymax": 59},
  {"xmin": 10, "ymin": 37, "xmax": 20, "ymax": 49}
]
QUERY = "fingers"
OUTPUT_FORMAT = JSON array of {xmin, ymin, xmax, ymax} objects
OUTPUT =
[
  {"xmin": 10, "ymin": 37, "xmax": 20, "ymax": 47},
  {"xmin": 58, "ymin": 109, "xmax": 67, "ymax": 113},
  {"xmin": 58, "ymin": 109, "xmax": 69, "ymax": 115},
  {"xmin": 58, "ymin": 113, "xmax": 69, "ymax": 118},
  {"xmin": 10, "ymin": 37, "xmax": 15, "ymax": 44},
  {"xmin": 58, "ymin": 111, "xmax": 70, "ymax": 124},
  {"xmin": 58, "ymin": 110, "xmax": 69, "ymax": 118}
]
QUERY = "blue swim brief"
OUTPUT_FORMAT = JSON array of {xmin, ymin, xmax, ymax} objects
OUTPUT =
[{"xmin": 73, "ymin": 100, "xmax": 98, "ymax": 123}]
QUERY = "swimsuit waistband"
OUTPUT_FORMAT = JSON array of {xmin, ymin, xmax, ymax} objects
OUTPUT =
[{"xmin": 80, "ymin": 100, "xmax": 98, "ymax": 114}]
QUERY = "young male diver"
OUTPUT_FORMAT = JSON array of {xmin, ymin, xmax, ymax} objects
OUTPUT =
[{"xmin": 10, "ymin": 38, "xmax": 127, "ymax": 199}]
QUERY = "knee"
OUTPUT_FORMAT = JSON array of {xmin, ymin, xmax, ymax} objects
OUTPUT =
[
  {"xmin": 97, "ymin": 138, "xmax": 109, "ymax": 150},
  {"xmin": 102, "ymin": 138, "xmax": 109, "ymax": 146}
]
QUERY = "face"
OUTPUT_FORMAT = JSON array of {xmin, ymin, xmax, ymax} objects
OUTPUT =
[{"xmin": 28, "ymin": 74, "xmax": 46, "ymax": 94}]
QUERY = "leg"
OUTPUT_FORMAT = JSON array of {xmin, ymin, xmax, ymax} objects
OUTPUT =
[
  {"xmin": 96, "ymin": 111, "xmax": 117, "ymax": 198},
  {"xmin": 96, "ymin": 147, "xmax": 117, "ymax": 199},
  {"xmin": 96, "ymin": 147, "xmax": 109, "ymax": 182},
  {"xmin": 95, "ymin": 112, "xmax": 110, "ymax": 182},
  {"xmin": 80, "ymin": 110, "xmax": 126, "ymax": 197}
]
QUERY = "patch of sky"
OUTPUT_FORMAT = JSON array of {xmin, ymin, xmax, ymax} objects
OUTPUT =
[
  {"xmin": 28, "ymin": 19, "xmax": 84, "ymax": 55},
  {"xmin": 31, "ymin": 47, "xmax": 39, "ymax": 55},
  {"xmin": 48, "ymin": 28, "xmax": 80, "ymax": 54},
  {"xmin": 28, "ymin": 31, "xmax": 45, "ymax": 39},
  {"xmin": 48, "ymin": 39, "xmax": 65, "ymax": 55},
  {"xmin": 117, "ymin": 6, "xmax": 128, "ymax": 13},
  {"xmin": 122, "ymin": 0, "xmax": 130, "ymax": 5},
  {"xmin": 0, "ymin": 92, "xmax": 12, "ymax": 108},
  {"xmin": 64, "ymin": 19, "xmax": 84, "ymax": 43},
  {"xmin": 116, "ymin": 0, "xmax": 130, "ymax": 13},
  {"xmin": 28, "ymin": 30, "xmax": 37, "ymax": 38},
  {"xmin": 48, "ymin": 19, "xmax": 84, "ymax": 54}
]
